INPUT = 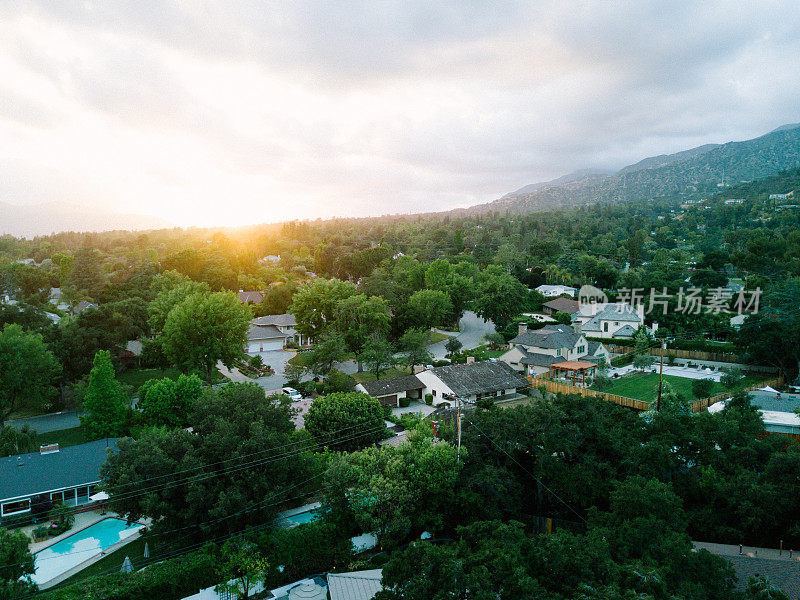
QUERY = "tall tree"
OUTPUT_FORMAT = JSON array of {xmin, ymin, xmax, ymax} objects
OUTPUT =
[
  {"xmin": 80, "ymin": 350, "xmax": 128, "ymax": 439},
  {"xmin": 0, "ymin": 528, "xmax": 36, "ymax": 599},
  {"xmin": 407, "ymin": 289, "xmax": 452, "ymax": 331},
  {"xmin": 138, "ymin": 374, "xmax": 203, "ymax": 428},
  {"xmin": 334, "ymin": 294, "xmax": 391, "ymax": 366},
  {"xmin": 305, "ymin": 392, "xmax": 387, "ymax": 452},
  {"xmin": 289, "ymin": 278, "xmax": 357, "ymax": 339},
  {"xmin": 359, "ymin": 335, "xmax": 395, "ymax": 380},
  {"xmin": 161, "ymin": 291, "xmax": 251, "ymax": 382},
  {"xmin": 473, "ymin": 269, "xmax": 527, "ymax": 330},
  {"xmin": 0, "ymin": 324, "xmax": 61, "ymax": 425},
  {"xmin": 399, "ymin": 328, "xmax": 434, "ymax": 371}
]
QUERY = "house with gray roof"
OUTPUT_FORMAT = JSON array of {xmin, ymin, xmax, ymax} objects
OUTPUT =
[
  {"xmin": 572, "ymin": 302, "xmax": 656, "ymax": 340},
  {"xmin": 238, "ymin": 290, "xmax": 265, "ymax": 304},
  {"xmin": 500, "ymin": 323, "xmax": 609, "ymax": 376},
  {"xmin": 356, "ymin": 375, "xmax": 425, "ymax": 407},
  {"xmin": 328, "ymin": 569, "xmax": 383, "ymax": 600},
  {"xmin": 253, "ymin": 313, "xmax": 310, "ymax": 346},
  {"xmin": 415, "ymin": 360, "xmax": 530, "ymax": 407},
  {"xmin": 0, "ymin": 439, "xmax": 117, "ymax": 519},
  {"xmin": 246, "ymin": 323, "xmax": 288, "ymax": 353}
]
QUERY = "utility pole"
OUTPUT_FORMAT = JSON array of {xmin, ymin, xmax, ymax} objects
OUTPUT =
[
  {"xmin": 456, "ymin": 395, "xmax": 462, "ymax": 463},
  {"xmin": 656, "ymin": 340, "xmax": 667, "ymax": 412}
]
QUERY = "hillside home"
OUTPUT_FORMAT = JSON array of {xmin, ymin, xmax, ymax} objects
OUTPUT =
[
  {"xmin": 0, "ymin": 439, "xmax": 117, "ymax": 519},
  {"xmin": 501, "ymin": 323, "xmax": 609, "ymax": 376},
  {"xmin": 535, "ymin": 284, "xmax": 577, "ymax": 298},
  {"xmin": 246, "ymin": 323, "xmax": 288, "ymax": 353},
  {"xmin": 253, "ymin": 313, "xmax": 310, "ymax": 346},
  {"xmin": 238, "ymin": 290, "xmax": 265, "ymax": 304},
  {"xmin": 572, "ymin": 302, "xmax": 656, "ymax": 340}
]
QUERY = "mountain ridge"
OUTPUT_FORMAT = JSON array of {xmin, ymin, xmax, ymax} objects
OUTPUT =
[{"xmin": 469, "ymin": 123, "xmax": 800, "ymax": 215}]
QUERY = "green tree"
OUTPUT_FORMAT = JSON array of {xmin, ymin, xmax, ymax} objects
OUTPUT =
[
  {"xmin": 330, "ymin": 434, "xmax": 460, "ymax": 548},
  {"xmin": 473, "ymin": 269, "xmax": 528, "ymax": 330},
  {"xmin": 305, "ymin": 392, "xmax": 387, "ymax": 452},
  {"xmin": 103, "ymin": 383, "xmax": 314, "ymax": 540},
  {"xmin": 746, "ymin": 575, "xmax": 789, "ymax": 600},
  {"xmin": 0, "ymin": 425, "xmax": 38, "ymax": 458},
  {"xmin": 304, "ymin": 332, "xmax": 349, "ymax": 376},
  {"xmin": 399, "ymin": 328, "xmax": 434, "ymax": 371},
  {"xmin": 138, "ymin": 374, "xmax": 203, "ymax": 428},
  {"xmin": 407, "ymin": 289, "xmax": 452, "ymax": 330},
  {"xmin": 334, "ymin": 294, "xmax": 391, "ymax": 368},
  {"xmin": 80, "ymin": 350, "xmax": 128, "ymax": 439},
  {"xmin": 720, "ymin": 367, "xmax": 743, "ymax": 389},
  {"xmin": 289, "ymin": 278, "xmax": 357, "ymax": 339},
  {"xmin": 359, "ymin": 335, "xmax": 395, "ymax": 380},
  {"xmin": 632, "ymin": 327, "xmax": 654, "ymax": 371},
  {"xmin": 215, "ymin": 537, "xmax": 269, "ymax": 600},
  {"xmin": 0, "ymin": 527, "xmax": 36, "ymax": 599},
  {"xmin": 445, "ymin": 337, "xmax": 463, "ymax": 356},
  {"xmin": 0, "ymin": 324, "xmax": 61, "ymax": 425},
  {"xmin": 148, "ymin": 271, "xmax": 210, "ymax": 333},
  {"xmin": 161, "ymin": 290, "xmax": 250, "ymax": 382},
  {"xmin": 691, "ymin": 378, "xmax": 714, "ymax": 399}
]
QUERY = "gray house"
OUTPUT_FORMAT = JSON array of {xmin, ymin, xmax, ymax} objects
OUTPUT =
[
  {"xmin": 0, "ymin": 439, "xmax": 117, "ymax": 518},
  {"xmin": 355, "ymin": 375, "xmax": 425, "ymax": 407}
]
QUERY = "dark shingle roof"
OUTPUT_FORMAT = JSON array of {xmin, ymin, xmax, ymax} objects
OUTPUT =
[
  {"xmin": 520, "ymin": 352, "xmax": 561, "ymax": 367},
  {"xmin": 429, "ymin": 361, "xmax": 530, "ymax": 397},
  {"xmin": 247, "ymin": 324, "xmax": 286, "ymax": 341},
  {"xmin": 0, "ymin": 439, "xmax": 118, "ymax": 501},
  {"xmin": 360, "ymin": 375, "xmax": 425, "ymax": 397},
  {"xmin": 542, "ymin": 297, "xmax": 579, "ymax": 314},
  {"xmin": 510, "ymin": 325, "xmax": 582, "ymax": 350},
  {"xmin": 253, "ymin": 313, "xmax": 297, "ymax": 327},
  {"xmin": 238, "ymin": 291, "xmax": 265, "ymax": 304}
]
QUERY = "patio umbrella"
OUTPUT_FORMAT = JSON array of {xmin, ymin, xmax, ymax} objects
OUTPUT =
[
  {"xmin": 89, "ymin": 491, "xmax": 109, "ymax": 502},
  {"xmin": 120, "ymin": 556, "xmax": 133, "ymax": 573},
  {"xmin": 143, "ymin": 542, "xmax": 149, "ymax": 559}
]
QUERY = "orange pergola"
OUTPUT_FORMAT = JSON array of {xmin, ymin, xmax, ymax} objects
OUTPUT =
[{"xmin": 550, "ymin": 360, "xmax": 597, "ymax": 386}]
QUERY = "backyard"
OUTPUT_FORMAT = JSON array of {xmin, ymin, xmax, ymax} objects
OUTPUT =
[{"xmin": 593, "ymin": 371, "xmax": 770, "ymax": 403}]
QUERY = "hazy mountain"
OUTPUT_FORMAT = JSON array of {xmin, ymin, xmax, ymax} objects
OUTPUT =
[
  {"xmin": 469, "ymin": 123, "xmax": 800, "ymax": 215},
  {"xmin": 0, "ymin": 201, "xmax": 172, "ymax": 238},
  {"xmin": 501, "ymin": 169, "xmax": 614, "ymax": 198}
]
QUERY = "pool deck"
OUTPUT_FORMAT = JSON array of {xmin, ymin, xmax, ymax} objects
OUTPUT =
[{"xmin": 25, "ymin": 512, "xmax": 150, "ymax": 590}]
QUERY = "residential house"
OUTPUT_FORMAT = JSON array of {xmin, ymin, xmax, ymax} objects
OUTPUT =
[
  {"xmin": 535, "ymin": 284, "xmax": 577, "ymax": 298},
  {"xmin": 355, "ymin": 375, "xmax": 425, "ymax": 408},
  {"xmin": 501, "ymin": 323, "xmax": 609, "ymax": 376},
  {"xmin": 246, "ymin": 323, "xmax": 288, "ymax": 353},
  {"xmin": 572, "ymin": 302, "xmax": 655, "ymax": 340},
  {"xmin": 328, "ymin": 570, "xmax": 383, "ymax": 600},
  {"xmin": 238, "ymin": 290, "xmax": 265, "ymax": 304},
  {"xmin": 73, "ymin": 300, "xmax": 98, "ymax": 314},
  {"xmin": 253, "ymin": 313, "xmax": 310, "ymax": 346},
  {"xmin": 259, "ymin": 254, "xmax": 281, "ymax": 265},
  {"xmin": 0, "ymin": 439, "xmax": 117, "ymax": 519},
  {"xmin": 541, "ymin": 297, "xmax": 580, "ymax": 315},
  {"xmin": 415, "ymin": 360, "xmax": 530, "ymax": 407}
]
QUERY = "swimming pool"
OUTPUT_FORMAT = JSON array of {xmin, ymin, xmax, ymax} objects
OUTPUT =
[
  {"xmin": 276, "ymin": 502, "xmax": 321, "ymax": 527},
  {"xmin": 33, "ymin": 517, "xmax": 143, "ymax": 585}
]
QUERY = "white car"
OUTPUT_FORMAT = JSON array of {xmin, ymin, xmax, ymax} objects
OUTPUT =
[{"xmin": 281, "ymin": 387, "xmax": 304, "ymax": 402}]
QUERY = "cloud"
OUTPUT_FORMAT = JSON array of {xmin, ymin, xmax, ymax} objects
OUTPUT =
[{"xmin": 0, "ymin": 1, "xmax": 799, "ymax": 227}]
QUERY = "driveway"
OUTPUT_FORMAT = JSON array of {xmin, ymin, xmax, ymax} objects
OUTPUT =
[
  {"xmin": 247, "ymin": 349, "xmax": 297, "ymax": 393},
  {"xmin": 428, "ymin": 311, "xmax": 496, "ymax": 359}
]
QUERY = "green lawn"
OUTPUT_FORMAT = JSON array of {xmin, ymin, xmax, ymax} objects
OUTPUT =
[
  {"xmin": 428, "ymin": 331, "xmax": 452, "ymax": 345},
  {"xmin": 118, "ymin": 367, "xmax": 182, "ymax": 391},
  {"xmin": 593, "ymin": 372, "xmax": 769, "ymax": 403},
  {"xmin": 37, "ymin": 427, "xmax": 86, "ymax": 449}
]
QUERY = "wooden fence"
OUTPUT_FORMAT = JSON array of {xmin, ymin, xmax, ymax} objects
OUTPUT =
[
  {"xmin": 605, "ymin": 344, "xmax": 742, "ymax": 363},
  {"xmin": 528, "ymin": 375, "xmax": 783, "ymax": 414},
  {"xmin": 527, "ymin": 376, "xmax": 650, "ymax": 411}
]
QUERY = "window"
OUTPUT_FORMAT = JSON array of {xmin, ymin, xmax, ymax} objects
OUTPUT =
[
  {"xmin": 51, "ymin": 491, "xmax": 65, "ymax": 503},
  {"xmin": 603, "ymin": 322, "xmax": 609, "ymax": 332},
  {"xmin": 432, "ymin": 390, "xmax": 436, "ymax": 396},
  {"xmin": 577, "ymin": 345, "xmax": 585, "ymax": 354},
  {"xmin": 2, "ymin": 499, "xmax": 30, "ymax": 516}
]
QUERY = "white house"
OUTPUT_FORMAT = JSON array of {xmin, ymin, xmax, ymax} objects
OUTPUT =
[
  {"xmin": 572, "ymin": 302, "xmax": 655, "ymax": 340},
  {"xmin": 500, "ymin": 323, "xmax": 609, "ymax": 376},
  {"xmin": 535, "ymin": 284, "xmax": 577, "ymax": 298},
  {"xmin": 355, "ymin": 375, "xmax": 425, "ymax": 407},
  {"xmin": 252, "ymin": 314, "xmax": 310, "ymax": 346},
  {"xmin": 414, "ymin": 360, "xmax": 530, "ymax": 407},
  {"xmin": 246, "ymin": 323, "xmax": 287, "ymax": 353}
]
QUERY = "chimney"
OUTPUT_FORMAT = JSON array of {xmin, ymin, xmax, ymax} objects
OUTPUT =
[
  {"xmin": 466, "ymin": 356, "xmax": 475, "ymax": 364},
  {"xmin": 40, "ymin": 443, "xmax": 60, "ymax": 455},
  {"xmin": 518, "ymin": 322, "xmax": 528, "ymax": 336},
  {"xmin": 573, "ymin": 320, "xmax": 581, "ymax": 334}
]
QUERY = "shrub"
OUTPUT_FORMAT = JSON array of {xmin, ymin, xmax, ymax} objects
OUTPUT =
[
  {"xmin": 425, "ymin": 393, "xmax": 433, "ymax": 405},
  {"xmin": 399, "ymin": 397, "xmax": 411, "ymax": 408},
  {"xmin": 691, "ymin": 378, "xmax": 714, "ymax": 399},
  {"xmin": 594, "ymin": 374, "xmax": 612, "ymax": 391},
  {"xmin": 721, "ymin": 367, "xmax": 743, "ymax": 389},
  {"xmin": 249, "ymin": 355, "xmax": 264, "ymax": 370}
]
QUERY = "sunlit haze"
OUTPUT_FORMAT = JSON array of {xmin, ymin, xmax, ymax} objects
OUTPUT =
[{"xmin": 1, "ymin": 2, "xmax": 799, "ymax": 227}]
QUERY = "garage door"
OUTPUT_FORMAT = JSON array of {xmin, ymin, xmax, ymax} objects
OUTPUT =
[
  {"xmin": 378, "ymin": 394, "xmax": 398, "ymax": 407},
  {"xmin": 248, "ymin": 339, "xmax": 283, "ymax": 353}
]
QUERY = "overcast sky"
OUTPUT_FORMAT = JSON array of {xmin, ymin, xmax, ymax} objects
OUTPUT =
[{"xmin": 1, "ymin": 1, "xmax": 799, "ymax": 227}]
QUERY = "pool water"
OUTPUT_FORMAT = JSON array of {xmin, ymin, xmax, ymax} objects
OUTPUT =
[
  {"xmin": 33, "ymin": 517, "xmax": 143, "ymax": 585},
  {"xmin": 281, "ymin": 509, "xmax": 320, "ymax": 525}
]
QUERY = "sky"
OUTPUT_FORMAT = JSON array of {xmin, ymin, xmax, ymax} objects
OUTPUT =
[{"xmin": 1, "ymin": 1, "xmax": 799, "ymax": 228}]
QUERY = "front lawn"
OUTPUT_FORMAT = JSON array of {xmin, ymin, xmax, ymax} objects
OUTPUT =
[
  {"xmin": 593, "ymin": 371, "xmax": 769, "ymax": 403},
  {"xmin": 428, "ymin": 331, "xmax": 452, "ymax": 345}
]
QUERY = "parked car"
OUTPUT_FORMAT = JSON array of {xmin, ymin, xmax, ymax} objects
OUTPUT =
[{"xmin": 281, "ymin": 387, "xmax": 304, "ymax": 402}]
